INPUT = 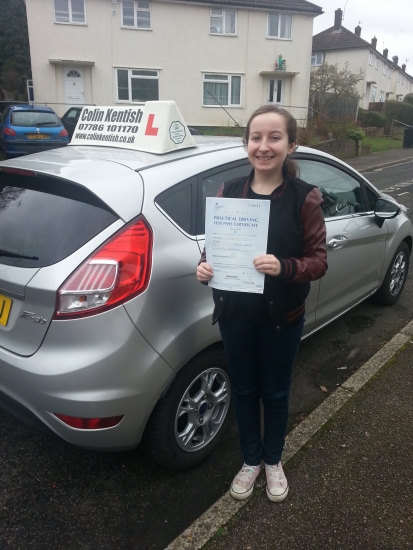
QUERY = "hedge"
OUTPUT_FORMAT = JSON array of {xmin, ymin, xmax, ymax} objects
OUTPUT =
[
  {"xmin": 357, "ymin": 108, "xmax": 387, "ymax": 128},
  {"xmin": 382, "ymin": 100, "xmax": 413, "ymax": 126},
  {"xmin": 404, "ymin": 93, "xmax": 413, "ymax": 106}
]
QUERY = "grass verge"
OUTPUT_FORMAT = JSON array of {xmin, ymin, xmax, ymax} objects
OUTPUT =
[{"xmin": 362, "ymin": 134, "xmax": 403, "ymax": 153}]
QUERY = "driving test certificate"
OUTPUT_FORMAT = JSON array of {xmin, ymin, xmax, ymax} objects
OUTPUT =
[{"xmin": 205, "ymin": 197, "xmax": 270, "ymax": 293}]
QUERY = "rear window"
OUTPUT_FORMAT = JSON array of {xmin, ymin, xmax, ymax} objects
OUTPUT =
[
  {"xmin": 11, "ymin": 111, "xmax": 61, "ymax": 127},
  {"xmin": 0, "ymin": 174, "xmax": 118, "ymax": 268}
]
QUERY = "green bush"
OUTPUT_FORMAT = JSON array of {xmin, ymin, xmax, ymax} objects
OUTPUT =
[
  {"xmin": 404, "ymin": 93, "xmax": 413, "ymax": 106},
  {"xmin": 383, "ymin": 100, "xmax": 413, "ymax": 126},
  {"xmin": 357, "ymin": 108, "xmax": 387, "ymax": 128},
  {"xmin": 347, "ymin": 128, "xmax": 365, "ymax": 141}
]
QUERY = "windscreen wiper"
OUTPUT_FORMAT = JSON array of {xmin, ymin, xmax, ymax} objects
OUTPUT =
[{"xmin": 0, "ymin": 247, "xmax": 39, "ymax": 260}]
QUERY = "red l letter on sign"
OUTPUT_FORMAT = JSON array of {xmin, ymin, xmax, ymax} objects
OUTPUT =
[{"xmin": 145, "ymin": 114, "xmax": 159, "ymax": 136}]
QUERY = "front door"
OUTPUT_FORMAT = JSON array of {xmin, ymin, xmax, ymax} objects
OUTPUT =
[
  {"xmin": 64, "ymin": 68, "xmax": 85, "ymax": 107},
  {"xmin": 267, "ymin": 78, "xmax": 283, "ymax": 105}
]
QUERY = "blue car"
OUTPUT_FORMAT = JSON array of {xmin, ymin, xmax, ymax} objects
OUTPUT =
[{"xmin": 0, "ymin": 104, "xmax": 69, "ymax": 158}]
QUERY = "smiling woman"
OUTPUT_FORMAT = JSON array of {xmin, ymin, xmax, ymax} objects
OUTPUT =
[{"xmin": 197, "ymin": 105, "xmax": 328, "ymax": 502}]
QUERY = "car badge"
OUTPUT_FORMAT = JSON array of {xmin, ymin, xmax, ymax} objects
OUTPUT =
[{"xmin": 20, "ymin": 311, "xmax": 47, "ymax": 324}]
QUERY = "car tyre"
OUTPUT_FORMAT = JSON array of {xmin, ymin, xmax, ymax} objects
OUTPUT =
[
  {"xmin": 373, "ymin": 242, "xmax": 410, "ymax": 306},
  {"xmin": 142, "ymin": 346, "xmax": 231, "ymax": 470}
]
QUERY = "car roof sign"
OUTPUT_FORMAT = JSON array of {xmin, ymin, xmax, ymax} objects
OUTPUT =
[{"xmin": 69, "ymin": 101, "xmax": 197, "ymax": 154}]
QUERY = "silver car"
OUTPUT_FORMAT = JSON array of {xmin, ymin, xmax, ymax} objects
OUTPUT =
[{"xmin": 0, "ymin": 140, "xmax": 411, "ymax": 469}]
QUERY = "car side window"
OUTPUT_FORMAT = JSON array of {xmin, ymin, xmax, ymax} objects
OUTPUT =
[
  {"xmin": 295, "ymin": 159, "xmax": 368, "ymax": 218},
  {"xmin": 198, "ymin": 162, "xmax": 251, "ymax": 234},
  {"xmin": 66, "ymin": 109, "xmax": 80, "ymax": 121},
  {"xmin": 156, "ymin": 177, "xmax": 195, "ymax": 235}
]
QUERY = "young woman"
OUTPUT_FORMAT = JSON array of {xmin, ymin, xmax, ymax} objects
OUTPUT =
[{"xmin": 196, "ymin": 105, "xmax": 327, "ymax": 502}]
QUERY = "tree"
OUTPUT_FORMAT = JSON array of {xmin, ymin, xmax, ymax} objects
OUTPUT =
[
  {"xmin": 0, "ymin": 0, "xmax": 31, "ymax": 94},
  {"xmin": 309, "ymin": 62, "xmax": 364, "ymax": 117}
]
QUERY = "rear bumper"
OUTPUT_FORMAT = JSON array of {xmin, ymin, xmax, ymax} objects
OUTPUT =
[{"xmin": 0, "ymin": 305, "xmax": 174, "ymax": 450}]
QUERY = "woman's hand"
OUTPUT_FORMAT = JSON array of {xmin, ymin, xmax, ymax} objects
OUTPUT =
[
  {"xmin": 197, "ymin": 262, "xmax": 214, "ymax": 282},
  {"xmin": 253, "ymin": 254, "xmax": 281, "ymax": 277}
]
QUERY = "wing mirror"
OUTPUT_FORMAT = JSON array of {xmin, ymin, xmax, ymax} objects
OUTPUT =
[{"xmin": 374, "ymin": 198, "xmax": 400, "ymax": 228}]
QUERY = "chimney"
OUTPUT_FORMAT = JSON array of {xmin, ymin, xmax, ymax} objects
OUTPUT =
[
  {"xmin": 334, "ymin": 8, "xmax": 342, "ymax": 30},
  {"xmin": 355, "ymin": 25, "xmax": 361, "ymax": 37},
  {"xmin": 371, "ymin": 36, "xmax": 377, "ymax": 49},
  {"xmin": 392, "ymin": 55, "xmax": 399, "ymax": 65},
  {"xmin": 383, "ymin": 48, "xmax": 388, "ymax": 59},
  {"xmin": 402, "ymin": 64, "xmax": 406, "ymax": 72}
]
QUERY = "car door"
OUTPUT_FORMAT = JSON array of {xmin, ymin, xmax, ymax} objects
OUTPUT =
[
  {"xmin": 195, "ymin": 160, "xmax": 320, "ymax": 333},
  {"xmin": 295, "ymin": 156, "xmax": 388, "ymax": 328}
]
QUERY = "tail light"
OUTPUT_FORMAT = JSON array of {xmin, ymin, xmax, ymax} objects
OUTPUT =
[
  {"xmin": 3, "ymin": 128, "xmax": 16, "ymax": 137},
  {"xmin": 55, "ymin": 216, "xmax": 152, "ymax": 319},
  {"xmin": 60, "ymin": 128, "xmax": 68, "ymax": 137},
  {"xmin": 53, "ymin": 413, "xmax": 124, "ymax": 429}
]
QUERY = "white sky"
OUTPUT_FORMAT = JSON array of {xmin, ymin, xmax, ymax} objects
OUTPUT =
[{"xmin": 312, "ymin": 0, "xmax": 413, "ymax": 76}]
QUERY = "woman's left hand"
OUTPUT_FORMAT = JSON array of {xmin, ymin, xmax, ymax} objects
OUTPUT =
[{"xmin": 253, "ymin": 254, "xmax": 281, "ymax": 277}]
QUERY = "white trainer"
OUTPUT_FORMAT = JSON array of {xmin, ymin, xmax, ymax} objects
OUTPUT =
[
  {"xmin": 265, "ymin": 462, "xmax": 289, "ymax": 502},
  {"xmin": 230, "ymin": 463, "xmax": 262, "ymax": 500}
]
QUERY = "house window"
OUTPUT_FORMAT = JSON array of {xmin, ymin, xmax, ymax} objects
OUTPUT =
[
  {"xmin": 375, "ymin": 57, "xmax": 379, "ymax": 70},
  {"xmin": 398, "ymin": 72, "xmax": 401, "ymax": 83},
  {"xmin": 388, "ymin": 67, "xmax": 391, "ymax": 79},
  {"xmin": 116, "ymin": 69, "xmax": 159, "ymax": 102},
  {"xmin": 267, "ymin": 13, "xmax": 292, "ymax": 39},
  {"xmin": 368, "ymin": 52, "xmax": 372, "ymax": 65},
  {"xmin": 379, "ymin": 90, "xmax": 385, "ymax": 102},
  {"xmin": 210, "ymin": 9, "xmax": 236, "ymax": 35},
  {"xmin": 311, "ymin": 52, "xmax": 323, "ymax": 66},
  {"xmin": 122, "ymin": 1, "xmax": 151, "ymax": 29},
  {"xmin": 371, "ymin": 85, "xmax": 377, "ymax": 102},
  {"xmin": 383, "ymin": 64, "xmax": 387, "ymax": 76},
  {"xmin": 203, "ymin": 74, "xmax": 241, "ymax": 106},
  {"xmin": 54, "ymin": 0, "xmax": 85, "ymax": 23}
]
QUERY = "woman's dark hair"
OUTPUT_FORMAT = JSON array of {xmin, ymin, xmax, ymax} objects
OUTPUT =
[{"xmin": 243, "ymin": 105, "xmax": 299, "ymax": 178}]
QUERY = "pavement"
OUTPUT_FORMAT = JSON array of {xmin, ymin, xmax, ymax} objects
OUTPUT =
[
  {"xmin": 166, "ymin": 147, "xmax": 413, "ymax": 550},
  {"xmin": 344, "ymin": 147, "xmax": 413, "ymax": 173}
]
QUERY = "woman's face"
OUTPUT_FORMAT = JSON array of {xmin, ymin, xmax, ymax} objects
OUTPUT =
[{"xmin": 247, "ymin": 112, "xmax": 296, "ymax": 176}]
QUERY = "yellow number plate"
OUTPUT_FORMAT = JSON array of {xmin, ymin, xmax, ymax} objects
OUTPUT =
[
  {"xmin": 0, "ymin": 294, "xmax": 12, "ymax": 327},
  {"xmin": 27, "ymin": 134, "xmax": 49, "ymax": 140}
]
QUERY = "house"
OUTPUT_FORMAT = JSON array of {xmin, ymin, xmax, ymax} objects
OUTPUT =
[
  {"xmin": 312, "ymin": 8, "xmax": 413, "ymax": 110},
  {"xmin": 23, "ymin": 0, "xmax": 323, "ymax": 127}
]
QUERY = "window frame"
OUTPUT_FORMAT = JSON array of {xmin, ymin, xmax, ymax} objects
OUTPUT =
[
  {"xmin": 121, "ymin": 1, "xmax": 151, "ymax": 30},
  {"xmin": 267, "ymin": 12, "xmax": 292, "ymax": 40},
  {"xmin": 115, "ymin": 68, "xmax": 159, "ymax": 103},
  {"xmin": 54, "ymin": 0, "xmax": 86, "ymax": 25},
  {"xmin": 375, "ymin": 56, "xmax": 379, "ymax": 70},
  {"xmin": 209, "ymin": 8, "xmax": 237, "ymax": 36},
  {"xmin": 291, "ymin": 153, "xmax": 376, "ymax": 219},
  {"xmin": 368, "ymin": 52, "xmax": 373, "ymax": 66},
  {"xmin": 371, "ymin": 85, "xmax": 377, "ymax": 102},
  {"xmin": 379, "ymin": 89, "xmax": 385, "ymax": 102},
  {"xmin": 202, "ymin": 73, "xmax": 242, "ymax": 107},
  {"xmin": 311, "ymin": 52, "xmax": 323, "ymax": 66}
]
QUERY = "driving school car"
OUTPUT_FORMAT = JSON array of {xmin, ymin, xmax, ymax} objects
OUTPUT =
[{"xmin": 0, "ymin": 102, "xmax": 411, "ymax": 470}]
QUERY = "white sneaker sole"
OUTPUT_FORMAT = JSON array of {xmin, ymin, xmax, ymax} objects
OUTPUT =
[
  {"xmin": 230, "ymin": 483, "xmax": 255, "ymax": 500},
  {"xmin": 266, "ymin": 484, "xmax": 289, "ymax": 502}
]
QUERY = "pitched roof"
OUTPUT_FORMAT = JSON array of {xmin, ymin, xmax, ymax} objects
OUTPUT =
[
  {"xmin": 312, "ymin": 25, "xmax": 371, "ymax": 52},
  {"xmin": 313, "ymin": 25, "xmax": 413, "ymax": 80},
  {"xmin": 172, "ymin": 0, "xmax": 323, "ymax": 14}
]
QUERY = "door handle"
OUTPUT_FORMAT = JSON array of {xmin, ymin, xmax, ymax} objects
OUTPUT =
[{"xmin": 328, "ymin": 236, "xmax": 347, "ymax": 249}]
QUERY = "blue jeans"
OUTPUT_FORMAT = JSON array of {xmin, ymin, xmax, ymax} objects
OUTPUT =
[{"xmin": 218, "ymin": 316, "xmax": 304, "ymax": 466}]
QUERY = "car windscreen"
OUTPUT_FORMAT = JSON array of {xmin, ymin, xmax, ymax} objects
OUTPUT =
[
  {"xmin": 11, "ymin": 111, "xmax": 61, "ymax": 127},
  {"xmin": 0, "ymin": 173, "xmax": 118, "ymax": 268}
]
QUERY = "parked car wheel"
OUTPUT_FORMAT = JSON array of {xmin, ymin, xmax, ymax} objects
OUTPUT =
[
  {"xmin": 373, "ymin": 242, "xmax": 410, "ymax": 305},
  {"xmin": 142, "ymin": 346, "xmax": 231, "ymax": 470}
]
